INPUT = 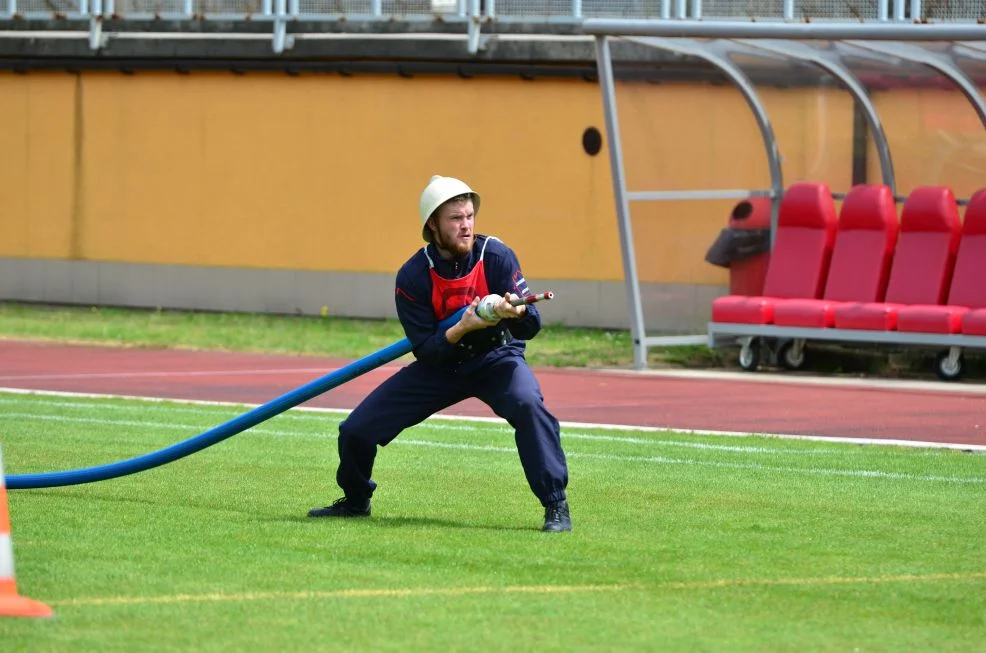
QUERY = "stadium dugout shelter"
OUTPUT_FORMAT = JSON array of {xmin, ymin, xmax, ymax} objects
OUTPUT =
[{"xmin": 583, "ymin": 16, "xmax": 986, "ymax": 379}]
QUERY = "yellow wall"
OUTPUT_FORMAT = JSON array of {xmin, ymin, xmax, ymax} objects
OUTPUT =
[
  {"xmin": 77, "ymin": 72, "xmax": 622, "ymax": 279},
  {"xmin": 868, "ymin": 87, "xmax": 986, "ymax": 200},
  {"xmin": 2, "ymin": 71, "xmax": 865, "ymax": 286},
  {"xmin": 0, "ymin": 74, "xmax": 77, "ymax": 258}
]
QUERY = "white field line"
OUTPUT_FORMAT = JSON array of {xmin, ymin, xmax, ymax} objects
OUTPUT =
[
  {"xmin": 397, "ymin": 440, "xmax": 985, "ymax": 484},
  {"xmin": 0, "ymin": 396, "xmax": 845, "ymax": 455},
  {"xmin": 2, "ymin": 413, "xmax": 306, "ymax": 439},
  {"xmin": 603, "ymin": 367, "xmax": 986, "ymax": 396},
  {"xmin": 2, "ymin": 386, "xmax": 985, "ymax": 453},
  {"xmin": 2, "ymin": 411, "xmax": 984, "ymax": 485},
  {"xmin": 0, "ymin": 367, "xmax": 360, "ymax": 382},
  {"xmin": 0, "ymin": 411, "xmax": 836, "ymax": 456}
]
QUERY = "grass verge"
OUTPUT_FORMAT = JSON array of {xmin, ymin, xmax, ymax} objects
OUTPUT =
[{"xmin": 0, "ymin": 301, "xmax": 725, "ymax": 369}]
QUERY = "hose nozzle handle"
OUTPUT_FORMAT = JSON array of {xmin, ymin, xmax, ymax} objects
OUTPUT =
[{"xmin": 510, "ymin": 291, "xmax": 554, "ymax": 307}]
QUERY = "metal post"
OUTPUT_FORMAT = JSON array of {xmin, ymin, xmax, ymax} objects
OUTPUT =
[
  {"xmin": 467, "ymin": 0, "xmax": 482, "ymax": 54},
  {"xmin": 594, "ymin": 36, "xmax": 649, "ymax": 371},
  {"xmin": 893, "ymin": 0, "xmax": 905, "ymax": 20},
  {"xmin": 675, "ymin": 0, "xmax": 686, "ymax": 19},
  {"xmin": 273, "ymin": 0, "xmax": 286, "ymax": 54},
  {"xmin": 371, "ymin": 0, "xmax": 381, "ymax": 16},
  {"xmin": 183, "ymin": 0, "xmax": 192, "ymax": 17},
  {"xmin": 783, "ymin": 0, "xmax": 794, "ymax": 20},
  {"xmin": 88, "ymin": 0, "xmax": 103, "ymax": 51},
  {"xmin": 692, "ymin": 0, "xmax": 702, "ymax": 20},
  {"xmin": 878, "ymin": 0, "xmax": 888, "ymax": 21},
  {"xmin": 660, "ymin": 0, "xmax": 670, "ymax": 20},
  {"xmin": 910, "ymin": 0, "xmax": 921, "ymax": 20},
  {"xmin": 572, "ymin": 0, "xmax": 582, "ymax": 19},
  {"xmin": 262, "ymin": 0, "xmax": 271, "ymax": 14},
  {"xmin": 486, "ymin": 0, "xmax": 495, "ymax": 18}
]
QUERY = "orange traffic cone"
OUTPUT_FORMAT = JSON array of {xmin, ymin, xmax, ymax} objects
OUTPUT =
[{"xmin": 0, "ymin": 446, "xmax": 53, "ymax": 618}]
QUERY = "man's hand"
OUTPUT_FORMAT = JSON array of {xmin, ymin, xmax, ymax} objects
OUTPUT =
[
  {"xmin": 495, "ymin": 293, "xmax": 528, "ymax": 320},
  {"xmin": 445, "ymin": 294, "xmax": 528, "ymax": 344},
  {"xmin": 445, "ymin": 297, "xmax": 495, "ymax": 344}
]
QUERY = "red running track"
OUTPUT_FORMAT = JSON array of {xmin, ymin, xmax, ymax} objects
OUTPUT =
[{"xmin": 1, "ymin": 340, "xmax": 985, "ymax": 447}]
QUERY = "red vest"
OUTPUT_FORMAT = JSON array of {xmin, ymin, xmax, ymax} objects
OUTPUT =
[{"xmin": 424, "ymin": 237, "xmax": 496, "ymax": 320}]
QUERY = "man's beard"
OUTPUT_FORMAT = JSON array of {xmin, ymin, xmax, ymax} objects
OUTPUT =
[{"xmin": 435, "ymin": 229, "xmax": 473, "ymax": 258}]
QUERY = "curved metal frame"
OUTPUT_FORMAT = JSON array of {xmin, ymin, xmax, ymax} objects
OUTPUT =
[
  {"xmin": 738, "ymin": 39, "xmax": 897, "ymax": 194},
  {"xmin": 593, "ymin": 34, "xmax": 785, "ymax": 369},
  {"xmin": 627, "ymin": 36, "xmax": 786, "ymax": 223},
  {"xmin": 586, "ymin": 20, "xmax": 986, "ymax": 370},
  {"xmin": 847, "ymin": 40, "xmax": 986, "ymax": 131},
  {"xmin": 954, "ymin": 43, "xmax": 986, "ymax": 58}
]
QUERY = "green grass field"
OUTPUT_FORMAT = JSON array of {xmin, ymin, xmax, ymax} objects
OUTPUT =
[{"xmin": 1, "ymin": 390, "xmax": 984, "ymax": 651}]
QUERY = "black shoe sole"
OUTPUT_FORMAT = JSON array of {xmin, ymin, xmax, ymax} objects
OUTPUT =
[{"xmin": 307, "ymin": 508, "xmax": 371, "ymax": 518}]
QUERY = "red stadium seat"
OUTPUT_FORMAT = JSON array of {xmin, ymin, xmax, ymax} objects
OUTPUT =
[
  {"xmin": 833, "ymin": 187, "xmax": 961, "ymax": 331},
  {"xmin": 711, "ymin": 182, "xmax": 838, "ymax": 324},
  {"xmin": 894, "ymin": 188, "xmax": 986, "ymax": 334},
  {"xmin": 773, "ymin": 184, "xmax": 898, "ymax": 328},
  {"xmin": 962, "ymin": 310, "xmax": 986, "ymax": 336}
]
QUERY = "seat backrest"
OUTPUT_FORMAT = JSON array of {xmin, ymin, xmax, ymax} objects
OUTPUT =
[
  {"xmin": 761, "ymin": 181, "xmax": 838, "ymax": 299},
  {"xmin": 946, "ymin": 188, "xmax": 986, "ymax": 308},
  {"xmin": 822, "ymin": 184, "xmax": 899, "ymax": 302},
  {"xmin": 883, "ymin": 186, "xmax": 962, "ymax": 305}
]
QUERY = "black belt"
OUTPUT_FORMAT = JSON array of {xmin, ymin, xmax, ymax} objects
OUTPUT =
[{"xmin": 454, "ymin": 326, "xmax": 514, "ymax": 361}]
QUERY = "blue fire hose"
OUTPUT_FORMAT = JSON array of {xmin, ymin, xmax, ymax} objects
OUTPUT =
[{"xmin": 4, "ymin": 307, "xmax": 470, "ymax": 490}]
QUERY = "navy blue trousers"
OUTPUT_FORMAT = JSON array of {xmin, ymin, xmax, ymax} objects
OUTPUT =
[{"xmin": 335, "ymin": 351, "xmax": 568, "ymax": 507}]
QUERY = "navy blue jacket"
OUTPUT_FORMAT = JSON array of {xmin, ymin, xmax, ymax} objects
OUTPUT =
[{"xmin": 395, "ymin": 235, "xmax": 542, "ymax": 373}]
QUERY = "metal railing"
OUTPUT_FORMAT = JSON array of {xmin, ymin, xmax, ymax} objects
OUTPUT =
[
  {"xmin": 0, "ymin": 1, "xmax": 982, "ymax": 53},
  {"xmin": 4, "ymin": 0, "xmax": 984, "ymax": 20}
]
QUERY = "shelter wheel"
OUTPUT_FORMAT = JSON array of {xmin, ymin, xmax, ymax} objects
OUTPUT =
[
  {"xmin": 777, "ymin": 339, "xmax": 807, "ymax": 371},
  {"xmin": 936, "ymin": 348, "xmax": 965, "ymax": 382},
  {"xmin": 738, "ymin": 338, "xmax": 761, "ymax": 372}
]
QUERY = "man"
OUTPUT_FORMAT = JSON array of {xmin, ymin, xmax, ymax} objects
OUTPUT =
[{"xmin": 308, "ymin": 175, "xmax": 571, "ymax": 532}]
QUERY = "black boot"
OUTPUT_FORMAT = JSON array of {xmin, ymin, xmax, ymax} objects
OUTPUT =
[
  {"xmin": 542, "ymin": 499, "xmax": 572, "ymax": 532},
  {"xmin": 308, "ymin": 496, "xmax": 371, "ymax": 518}
]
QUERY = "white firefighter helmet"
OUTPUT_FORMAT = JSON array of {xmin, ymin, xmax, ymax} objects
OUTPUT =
[{"xmin": 418, "ymin": 175, "xmax": 481, "ymax": 243}]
